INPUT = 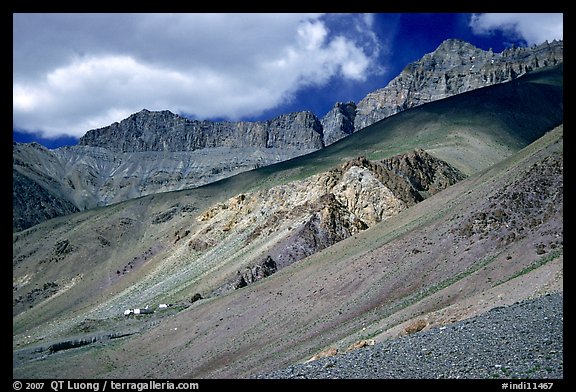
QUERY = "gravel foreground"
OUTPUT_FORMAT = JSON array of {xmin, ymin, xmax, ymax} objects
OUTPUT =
[{"xmin": 255, "ymin": 293, "xmax": 563, "ymax": 379}]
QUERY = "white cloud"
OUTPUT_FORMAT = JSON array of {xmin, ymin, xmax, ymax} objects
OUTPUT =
[
  {"xmin": 13, "ymin": 13, "xmax": 382, "ymax": 139},
  {"xmin": 297, "ymin": 20, "xmax": 328, "ymax": 51},
  {"xmin": 469, "ymin": 13, "xmax": 563, "ymax": 46}
]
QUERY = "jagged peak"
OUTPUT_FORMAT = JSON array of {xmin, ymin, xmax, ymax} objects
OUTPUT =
[
  {"xmin": 124, "ymin": 108, "xmax": 318, "ymax": 126},
  {"xmin": 434, "ymin": 38, "xmax": 478, "ymax": 52},
  {"xmin": 276, "ymin": 110, "xmax": 318, "ymax": 118},
  {"xmin": 128, "ymin": 108, "xmax": 178, "ymax": 118},
  {"xmin": 14, "ymin": 141, "xmax": 48, "ymax": 150},
  {"xmin": 331, "ymin": 101, "xmax": 357, "ymax": 109}
]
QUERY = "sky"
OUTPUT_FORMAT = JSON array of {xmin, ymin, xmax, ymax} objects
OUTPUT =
[{"xmin": 12, "ymin": 13, "xmax": 563, "ymax": 149}]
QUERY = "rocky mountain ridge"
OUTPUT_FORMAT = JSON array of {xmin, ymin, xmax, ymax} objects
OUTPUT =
[
  {"xmin": 12, "ymin": 39, "xmax": 563, "ymax": 232},
  {"xmin": 78, "ymin": 109, "xmax": 325, "ymax": 152},
  {"xmin": 354, "ymin": 38, "xmax": 563, "ymax": 129}
]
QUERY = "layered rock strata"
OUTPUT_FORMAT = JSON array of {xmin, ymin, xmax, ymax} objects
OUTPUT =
[{"xmin": 354, "ymin": 39, "xmax": 563, "ymax": 130}]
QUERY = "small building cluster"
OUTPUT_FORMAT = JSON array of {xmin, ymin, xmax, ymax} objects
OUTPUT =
[{"xmin": 123, "ymin": 303, "xmax": 172, "ymax": 316}]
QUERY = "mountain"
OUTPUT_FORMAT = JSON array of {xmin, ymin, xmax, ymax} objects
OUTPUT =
[
  {"xmin": 12, "ymin": 143, "xmax": 81, "ymax": 231},
  {"xmin": 13, "ymin": 63, "xmax": 563, "ymax": 378},
  {"xmin": 12, "ymin": 39, "xmax": 563, "ymax": 232},
  {"xmin": 78, "ymin": 109, "xmax": 325, "ymax": 152},
  {"xmin": 12, "ymin": 111, "xmax": 325, "ymax": 232},
  {"xmin": 354, "ymin": 38, "xmax": 563, "ymax": 129}
]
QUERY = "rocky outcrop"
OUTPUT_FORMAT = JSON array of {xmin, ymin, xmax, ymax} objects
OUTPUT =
[
  {"xmin": 262, "ymin": 192, "xmax": 371, "ymax": 273},
  {"xmin": 233, "ymin": 256, "xmax": 278, "ymax": 289},
  {"xmin": 354, "ymin": 39, "xmax": 563, "ymax": 129},
  {"xmin": 204, "ymin": 150, "xmax": 466, "ymax": 293},
  {"xmin": 337, "ymin": 150, "xmax": 467, "ymax": 209},
  {"xmin": 320, "ymin": 102, "xmax": 357, "ymax": 146},
  {"xmin": 340, "ymin": 157, "xmax": 423, "ymax": 208},
  {"xmin": 379, "ymin": 148, "xmax": 468, "ymax": 197},
  {"xmin": 79, "ymin": 109, "xmax": 324, "ymax": 152},
  {"xmin": 284, "ymin": 151, "xmax": 463, "ymax": 265}
]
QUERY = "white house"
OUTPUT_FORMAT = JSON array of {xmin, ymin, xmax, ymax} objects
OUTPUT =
[{"xmin": 123, "ymin": 305, "xmax": 153, "ymax": 316}]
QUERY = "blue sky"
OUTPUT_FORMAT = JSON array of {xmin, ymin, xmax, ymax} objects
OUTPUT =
[{"xmin": 13, "ymin": 13, "xmax": 563, "ymax": 149}]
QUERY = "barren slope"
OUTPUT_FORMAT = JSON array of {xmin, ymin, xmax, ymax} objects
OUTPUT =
[
  {"xmin": 12, "ymin": 66, "xmax": 563, "ymax": 379},
  {"xmin": 13, "ymin": 125, "xmax": 563, "ymax": 378}
]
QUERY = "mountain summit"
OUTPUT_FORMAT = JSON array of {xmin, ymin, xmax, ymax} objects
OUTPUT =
[
  {"xmin": 354, "ymin": 39, "xmax": 563, "ymax": 129},
  {"xmin": 12, "ymin": 39, "xmax": 563, "ymax": 232},
  {"xmin": 78, "ymin": 109, "xmax": 325, "ymax": 153}
]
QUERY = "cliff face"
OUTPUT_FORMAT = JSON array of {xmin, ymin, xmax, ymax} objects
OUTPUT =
[
  {"xmin": 378, "ymin": 148, "xmax": 468, "ymax": 197},
  {"xmin": 79, "ymin": 110, "xmax": 324, "ymax": 152},
  {"xmin": 12, "ymin": 170, "xmax": 80, "ymax": 232},
  {"xmin": 354, "ymin": 39, "xmax": 563, "ymax": 130},
  {"xmin": 14, "ymin": 110, "xmax": 327, "ymax": 231},
  {"xmin": 13, "ymin": 39, "xmax": 563, "ymax": 232},
  {"xmin": 78, "ymin": 39, "xmax": 563, "ymax": 152},
  {"xmin": 320, "ymin": 102, "xmax": 357, "ymax": 146}
]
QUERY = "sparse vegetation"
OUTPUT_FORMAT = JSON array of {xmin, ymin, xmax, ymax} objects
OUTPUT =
[
  {"xmin": 13, "ymin": 67, "xmax": 563, "ymax": 379},
  {"xmin": 493, "ymin": 248, "xmax": 563, "ymax": 287}
]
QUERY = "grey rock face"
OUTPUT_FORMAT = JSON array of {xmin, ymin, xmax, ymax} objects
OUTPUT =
[
  {"xmin": 13, "ymin": 110, "xmax": 325, "ymax": 232},
  {"xmin": 233, "ymin": 256, "xmax": 278, "ymax": 289},
  {"xmin": 12, "ymin": 170, "xmax": 80, "ymax": 233},
  {"xmin": 354, "ymin": 39, "xmax": 563, "ymax": 130},
  {"xmin": 12, "ymin": 142, "xmax": 320, "ymax": 231},
  {"xmin": 79, "ymin": 109, "xmax": 324, "ymax": 152},
  {"xmin": 320, "ymin": 101, "xmax": 357, "ymax": 146},
  {"xmin": 378, "ymin": 148, "xmax": 468, "ymax": 197}
]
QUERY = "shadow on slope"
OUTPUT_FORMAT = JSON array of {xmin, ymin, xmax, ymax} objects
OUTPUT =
[
  {"xmin": 202, "ymin": 63, "xmax": 562, "ymax": 198},
  {"xmin": 13, "ymin": 124, "xmax": 563, "ymax": 379}
]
